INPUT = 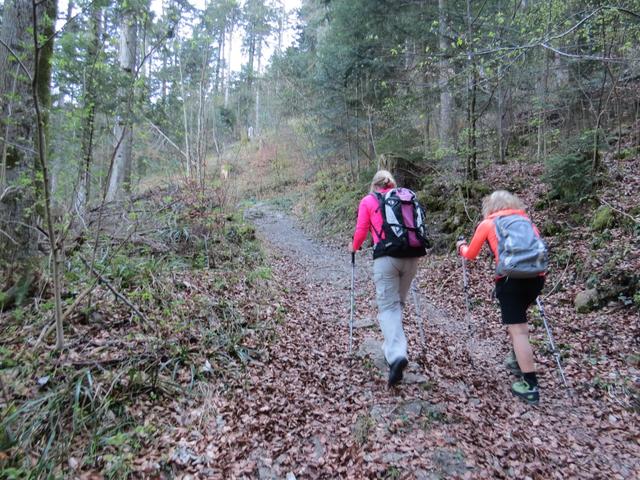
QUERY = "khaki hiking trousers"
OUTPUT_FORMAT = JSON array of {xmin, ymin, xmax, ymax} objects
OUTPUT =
[{"xmin": 373, "ymin": 256, "xmax": 419, "ymax": 365}]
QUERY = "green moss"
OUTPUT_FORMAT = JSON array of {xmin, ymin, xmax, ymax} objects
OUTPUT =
[
  {"xmin": 0, "ymin": 424, "xmax": 16, "ymax": 451},
  {"xmin": 308, "ymin": 169, "xmax": 364, "ymax": 237},
  {"xmin": 569, "ymin": 212, "xmax": 585, "ymax": 226},
  {"xmin": 5, "ymin": 146, "xmax": 20, "ymax": 169},
  {"xmin": 534, "ymin": 198, "xmax": 549, "ymax": 210},
  {"xmin": 540, "ymin": 220, "xmax": 563, "ymax": 236},
  {"xmin": 615, "ymin": 146, "xmax": 640, "ymax": 159},
  {"xmin": 417, "ymin": 183, "xmax": 447, "ymax": 212},
  {"xmin": 591, "ymin": 206, "xmax": 616, "ymax": 231},
  {"xmin": 460, "ymin": 180, "xmax": 491, "ymax": 200}
]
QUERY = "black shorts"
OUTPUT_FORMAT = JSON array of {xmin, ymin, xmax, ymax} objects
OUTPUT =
[{"xmin": 495, "ymin": 277, "xmax": 545, "ymax": 325}]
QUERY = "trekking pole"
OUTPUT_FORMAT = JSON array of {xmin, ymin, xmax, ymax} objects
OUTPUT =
[
  {"xmin": 458, "ymin": 237, "xmax": 475, "ymax": 366},
  {"xmin": 458, "ymin": 237, "xmax": 472, "ymax": 332},
  {"xmin": 411, "ymin": 280, "xmax": 426, "ymax": 348},
  {"xmin": 536, "ymin": 297, "xmax": 569, "ymax": 389},
  {"xmin": 349, "ymin": 252, "xmax": 355, "ymax": 355}
]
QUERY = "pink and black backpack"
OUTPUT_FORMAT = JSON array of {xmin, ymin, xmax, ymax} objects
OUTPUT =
[{"xmin": 372, "ymin": 188, "xmax": 430, "ymax": 259}]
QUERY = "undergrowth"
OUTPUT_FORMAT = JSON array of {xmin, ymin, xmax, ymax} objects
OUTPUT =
[
  {"xmin": 0, "ymin": 186, "xmax": 279, "ymax": 478},
  {"xmin": 299, "ymin": 168, "xmax": 371, "ymax": 241}
]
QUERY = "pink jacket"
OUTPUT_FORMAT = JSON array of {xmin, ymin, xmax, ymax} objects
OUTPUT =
[{"xmin": 351, "ymin": 188, "xmax": 392, "ymax": 251}]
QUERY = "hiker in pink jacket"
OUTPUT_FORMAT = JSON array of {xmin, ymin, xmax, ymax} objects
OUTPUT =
[{"xmin": 349, "ymin": 170, "xmax": 426, "ymax": 387}]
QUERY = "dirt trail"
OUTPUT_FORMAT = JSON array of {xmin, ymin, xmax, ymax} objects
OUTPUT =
[{"xmin": 180, "ymin": 203, "xmax": 638, "ymax": 479}]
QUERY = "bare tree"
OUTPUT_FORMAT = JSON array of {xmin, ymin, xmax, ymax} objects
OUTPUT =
[
  {"xmin": 76, "ymin": 2, "xmax": 103, "ymax": 212},
  {"xmin": 0, "ymin": 0, "xmax": 62, "ymax": 347},
  {"xmin": 438, "ymin": 0, "xmax": 455, "ymax": 162},
  {"xmin": 106, "ymin": 7, "xmax": 137, "ymax": 202}
]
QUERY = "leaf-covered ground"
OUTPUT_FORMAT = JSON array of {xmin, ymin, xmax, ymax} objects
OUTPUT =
[{"xmin": 159, "ymin": 195, "xmax": 638, "ymax": 479}]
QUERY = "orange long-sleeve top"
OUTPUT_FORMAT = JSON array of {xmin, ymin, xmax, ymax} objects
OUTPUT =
[{"xmin": 459, "ymin": 208, "xmax": 539, "ymax": 265}]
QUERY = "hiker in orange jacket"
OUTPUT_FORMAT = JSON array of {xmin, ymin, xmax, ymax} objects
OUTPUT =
[{"xmin": 456, "ymin": 190, "xmax": 545, "ymax": 404}]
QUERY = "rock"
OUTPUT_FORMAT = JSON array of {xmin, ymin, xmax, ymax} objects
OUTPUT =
[
  {"xmin": 415, "ymin": 469, "xmax": 441, "ymax": 480},
  {"xmin": 353, "ymin": 414, "xmax": 375, "ymax": 445},
  {"xmin": 357, "ymin": 336, "xmax": 387, "ymax": 372},
  {"xmin": 575, "ymin": 288, "xmax": 599, "ymax": 313},
  {"xmin": 432, "ymin": 448, "xmax": 468, "ymax": 477},
  {"xmin": 311, "ymin": 435, "xmax": 326, "ymax": 460},
  {"xmin": 403, "ymin": 371, "xmax": 429, "ymax": 384},
  {"xmin": 171, "ymin": 445, "xmax": 198, "ymax": 465},
  {"xmin": 382, "ymin": 451, "xmax": 408, "ymax": 463},
  {"xmin": 353, "ymin": 316, "xmax": 376, "ymax": 328}
]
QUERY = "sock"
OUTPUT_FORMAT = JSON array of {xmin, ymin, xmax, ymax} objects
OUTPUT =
[{"xmin": 522, "ymin": 372, "xmax": 538, "ymax": 388}]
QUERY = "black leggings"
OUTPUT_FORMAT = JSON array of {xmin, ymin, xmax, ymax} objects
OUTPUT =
[{"xmin": 495, "ymin": 277, "xmax": 545, "ymax": 325}]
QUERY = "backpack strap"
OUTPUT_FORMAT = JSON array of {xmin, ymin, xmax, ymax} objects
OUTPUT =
[{"xmin": 370, "ymin": 192, "xmax": 385, "ymax": 240}]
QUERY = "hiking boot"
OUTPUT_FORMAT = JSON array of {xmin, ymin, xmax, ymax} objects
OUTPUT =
[
  {"xmin": 511, "ymin": 380, "xmax": 539, "ymax": 405},
  {"xmin": 388, "ymin": 357, "xmax": 408, "ymax": 388},
  {"xmin": 504, "ymin": 353, "xmax": 522, "ymax": 376}
]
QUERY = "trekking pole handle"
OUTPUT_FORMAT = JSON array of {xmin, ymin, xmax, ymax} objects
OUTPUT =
[
  {"xmin": 351, "ymin": 252, "xmax": 355, "ymax": 264},
  {"xmin": 456, "ymin": 236, "xmax": 467, "ymax": 255}
]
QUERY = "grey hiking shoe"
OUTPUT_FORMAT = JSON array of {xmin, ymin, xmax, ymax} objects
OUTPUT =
[
  {"xmin": 511, "ymin": 380, "xmax": 539, "ymax": 405},
  {"xmin": 504, "ymin": 352, "xmax": 522, "ymax": 376}
]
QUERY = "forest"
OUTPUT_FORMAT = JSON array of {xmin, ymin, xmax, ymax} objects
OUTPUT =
[{"xmin": 0, "ymin": 0, "xmax": 639, "ymax": 478}]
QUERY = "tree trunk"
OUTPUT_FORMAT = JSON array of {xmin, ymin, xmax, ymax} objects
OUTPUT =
[
  {"xmin": 438, "ymin": 0, "xmax": 454, "ymax": 163},
  {"xmin": 224, "ymin": 19, "xmax": 234, "ymax": 108},
  {"xmin": 161, "ymin": 48, "xmax": 168, "ymax": 104},
  {"xmin": 196, "ymin": 46, "xmax": 212, "ymax": 188},
  {"xmin": 367, "ymin": 105, "xmax": 377, "ymax": 162},
  {"xmin": 32, "ymin": 0, "xmax": 63, "ymax": 348},
  {"xmin": 106, "ymin": 8, "xmax": 136, "ymax": 201},
  {"xmin": 0, "ymin": 1, "xmax": 59, "ymax": 330},
  {"xmin": 465, "ymin": 0, "xmax": 477, "ymax": 180},
  {"xmin": 177, "ymin": 41, "xmax": 191, "ymax": 178},
  {"xmin": 536, "ymin": 50, "xmax": 549, "ymax": 161},
  {"xmin": 0, "ymin": 1, "xmax": 42, "ymax": 292},
  {"xmin": 537, "ymin": 3, "xmax": 553, "ymax": 161},
  {"xmin": 214, "ymin": 24, "xmax": 224, "ymax": 95},
  {"xmin": 255, "ymin": 40, "xmax": 262, "ymax": 136},
  {"xmin": 247, "ymin": 25, "xmax": 255, "ymax": 91},
  {"xmin": 466, "ymin": 71, "xmax": 478, "ymax": 180},
  {"xmin": 76, "ymin": 3, "xmax": 102, "ymax": 212}
]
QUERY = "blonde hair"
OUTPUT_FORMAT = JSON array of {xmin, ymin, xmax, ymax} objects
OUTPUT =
[
  {"xmin": 369, "ymin": 170, "xmax": 397, "ymax": 193},
  {"xmin": 482, "ymin": 190, "xmax": 526, "ymax": 218}
]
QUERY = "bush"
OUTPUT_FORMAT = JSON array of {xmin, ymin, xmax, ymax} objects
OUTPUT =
[
  {"xmin": 545, "ymin": 130, "xmax": 607, "ymax": 203},
  {"xmin": 545, "ymin": 151, "xmax": 593, "ymax": 202},
  {"xmin": 544, "ymin": 129, "xmax": 605, "ymax": 203}
]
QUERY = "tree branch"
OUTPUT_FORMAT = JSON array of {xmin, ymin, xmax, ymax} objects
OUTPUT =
[
  {"xmin": 79, "ymin": 256, "xmax": 150, "ymax": 324},
  {"xmin": 0, "ymin": 39, "xmax": 33, "ymax": 81},
  {"xmin": 145, "ymin": 118, "xmax": 188, "ymax": 159},
  {"xmin": 474, "ymin": 6, "xmax": 640, "ymax": 63},
  {"xmin": 599, "ymin": 198, "xmax": 640, "ymax": 225},
  {"xmin": 0, "ymin": 226, "xmax": 19, "ymax": 245},
  {"xmin": 540, "ymin": 43, "xmax": 628, "ymax": 63}
]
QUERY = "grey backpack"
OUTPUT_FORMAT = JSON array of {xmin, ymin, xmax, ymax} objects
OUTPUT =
[{"xmin": 494, "ymin": 214, "xmax": 548, "ymax": 278}]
